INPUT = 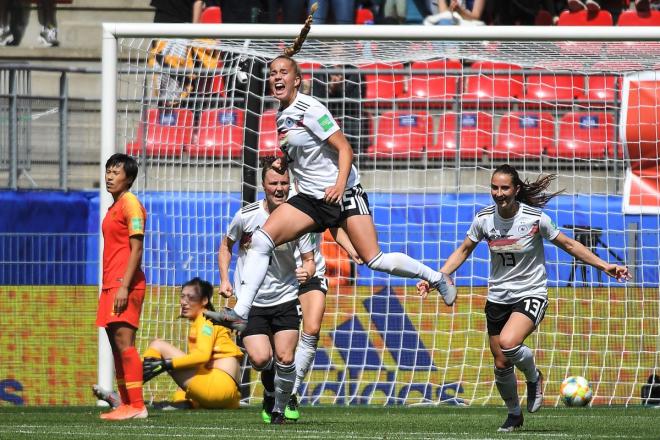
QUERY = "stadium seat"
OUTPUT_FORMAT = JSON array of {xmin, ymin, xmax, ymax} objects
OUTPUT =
[
  {"xmin": 368, "ymin": 111, "xmax": 431, "ymax": 159},
  {"xmin": 428, "ymin": 112, "xmax": 492, "ymax": 159},
  {"xmin": 188, "ymin": 109, "xmax": 245, "ymax": 158},
  {"xmin": 126, "ymin": 108, "xmax": 193, "ymax": 158},
  {"xmin": 400, "ymin": 59, "xmax": 461, "ymax": 108},
  {"xmin": 557, "ymin": 9, "xmax": 613, "ymax": 26},
  {"xmin": 355, "ymin": 7, "xmax": 375, "ymax": 25},
  {"xmin": 547, "ymin": 112, "xmax": 614, "ymax": 159},
  {"xmin": 258, "ymin": 110, "xmax": 282, "ymax": 157},
  {"xmin": 463, "ymin": 61, "xmax": 523, "ymax": 108},
  {"xmin": 525, "ymin": 72, "xmax": 585, "ymax": 105},
  {"xmin": 321, "ymin": 229, "xmax": 352, "ymax": 287},
  {"xmin": 362, "ymin": 62, "xmax": 406, "ymax": 105},
  {"xmin": 298, "ymin": 62, "xmax": 322, "ymax": 81},
  {"xmin": 492, "ymin": 112, "xmax": 555, "ymax": 159},
  {"xmin": 200, "ymin": 6, "xmax": 222, "ymax": 23},
  {"xmin": 617, "ymin": 10, "xmax": 660, "ymax": 26},
  {"xmin": 586, "ymin": 75, "xmax": 617, "ymax": 102}
]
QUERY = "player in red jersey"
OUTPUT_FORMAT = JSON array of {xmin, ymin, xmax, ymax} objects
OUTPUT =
[{"xmin": 95, "ymin": 153, "xmax": 148, "ymax": 420}]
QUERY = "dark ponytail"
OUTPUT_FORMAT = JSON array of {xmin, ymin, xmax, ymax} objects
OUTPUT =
[{"xmin": 493, "ymin": 164, "xmax": 564, "ymax": 209}]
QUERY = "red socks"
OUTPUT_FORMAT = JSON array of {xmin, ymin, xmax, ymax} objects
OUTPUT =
[{"xmin": 119, "ymin": 346, "xmax": 144, "ymax": 409}]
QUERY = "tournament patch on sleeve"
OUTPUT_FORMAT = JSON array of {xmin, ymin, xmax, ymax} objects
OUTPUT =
[
  {"xmin": 202, "ymin": 324, "xmax": 213, "ymax": 336},
  {"xmin": 317, "ymin": 114, "xmax": 335, "ymax": 132},
  {"xmin": 131, "ymin": 217, "xmax": 143, "ymax": 232}
]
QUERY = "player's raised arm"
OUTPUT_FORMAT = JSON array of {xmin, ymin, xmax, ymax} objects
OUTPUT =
[{"xmin": 551, "ymin": 232, "xmax": 631, "ymax": 282}]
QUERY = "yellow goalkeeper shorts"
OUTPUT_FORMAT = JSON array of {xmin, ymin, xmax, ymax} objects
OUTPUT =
[{"xmin": 185, "ymin": 368, "xmax": 240, "ymax": 409}]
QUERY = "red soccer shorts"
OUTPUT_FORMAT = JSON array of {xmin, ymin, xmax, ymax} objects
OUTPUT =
[{"xmin": 96, "ymin": 287, "xmax": 145, "ymax": 329}]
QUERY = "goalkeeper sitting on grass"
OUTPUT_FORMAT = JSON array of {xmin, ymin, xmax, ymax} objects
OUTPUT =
[{"xmin": 95, "ymin": 277, "xmax": 243, "ymax": 410}]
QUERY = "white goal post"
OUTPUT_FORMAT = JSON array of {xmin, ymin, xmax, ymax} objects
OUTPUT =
[{"xmin": 101, "ymin": 23, "xmax": 660, "ymax": 407}]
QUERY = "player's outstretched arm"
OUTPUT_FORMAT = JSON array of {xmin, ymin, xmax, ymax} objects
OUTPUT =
[
  {"xmin": 417, "ymin": 237, "xmax": 478, "ymax": 298},
  {"xmin": 551, "ymin": 232, "xmax": 632, "ymax": 282},
  {"xmin": 218, "ymin": 235, "xmax": 236, "ymax": 298}
]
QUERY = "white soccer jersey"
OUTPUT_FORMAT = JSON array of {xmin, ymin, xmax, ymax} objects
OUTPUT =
[
  {"xmin": 277, "ymin": 92, "xmax": 360, "ymax": 199},
  {"xmin": 466, "ymin": 203, "xmax": 561, "ymax": 304},
  {"xmin": 226, "ymin": 200, "xmax": 315, "ymax": 307}
]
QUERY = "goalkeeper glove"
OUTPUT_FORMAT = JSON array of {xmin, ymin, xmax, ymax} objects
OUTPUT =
[{"xmin": 142, "ymin": 357, "xmax": 173, "ymax": 383}]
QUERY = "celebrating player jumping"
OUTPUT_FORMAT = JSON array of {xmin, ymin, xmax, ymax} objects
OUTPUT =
[{"xmin": 209, "ymin": 6, "xmax": 456, "ymax": 333}]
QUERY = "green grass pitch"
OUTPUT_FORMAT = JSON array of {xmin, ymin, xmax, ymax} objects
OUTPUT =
[{"xmin": 1, "ymin": 406, "xmax": 659, "ymax": 439}]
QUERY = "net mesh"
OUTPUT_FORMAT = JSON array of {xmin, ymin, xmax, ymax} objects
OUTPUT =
[{"xmin": 113, "ymin": 35, "xmax": 660, "ymax": 407}]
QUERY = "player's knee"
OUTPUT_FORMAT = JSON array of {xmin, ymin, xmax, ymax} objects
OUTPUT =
[
  {"xmin": 498, "ymin": 335, "xmax": 521, "ymax": 352},
  {"xmin": 252, "ymin": 229, "xmax": 276, "ymax": 254},
  {"xmin": 302, "ymin": 324, "xmax": 321, "ymax": 337},
  {"xmin": 493, "ymin": 357, "xmax": 510, "ymax": 370},
  {"xmin": 274, "ymin": 351, "xmax": 295, "ymax": 365},
  {"xmin": 249, "ymin": 356, "xmax": 273, "ymax": 371}
]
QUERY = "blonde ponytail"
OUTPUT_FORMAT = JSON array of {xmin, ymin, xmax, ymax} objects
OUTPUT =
[{"xmin": 283, "ymin": 2, "xmax": 318, "ymax": 57}]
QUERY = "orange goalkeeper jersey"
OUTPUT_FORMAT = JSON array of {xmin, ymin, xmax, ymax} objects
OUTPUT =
[
  {"xmin": 102, "ymin": 192, "xmax": 147, "ymax": 289},
  {"xmin": 171, "ymin": 313, "xmax": 243, "ymax": 370}
]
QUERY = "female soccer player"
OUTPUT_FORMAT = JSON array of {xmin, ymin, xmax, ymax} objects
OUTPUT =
[
  {"xmin": 96, "ymin": 153, "xmax": 148, "ymax": 420},
  {"xmin": 212, "ymin": 11, "xmax": 455, "ymax": 332},
  {"xmin": 211, "ymin": 156, "xmax": 316, "ymax": 424},
  {"xmin": 418, "ymin": 164, "xmax": 631, "ymax": 433},
  {"xmin": 138, "ymin": 277, "xmax": 243, "ymax": 409}
]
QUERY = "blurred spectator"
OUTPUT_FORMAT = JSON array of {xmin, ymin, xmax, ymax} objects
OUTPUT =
[
  {"xmin": 489, "ymin": 0, "xmax": 556, "ymax": 25},
  {"xmin": 151, "ymin": 0, "xmax": 204, "ymax": 23},
  {"xmin": 0, "ymin": 0, "xmax": 25, "ymax": 46},
  {"xmin": 568, "ymin": 0, "xmax": 601, "ymax": 11},
  {"xmin": 311, "ymin": 0, "xmax": 356, "ymax": 24},
  {"xmin": 36, "ymin": 0, "xmax": 58, "ymax": 46},
  {"xmin": 439, "ymin": 0, "xmax": 486, "ymax": 21},
  {"xmin": 264, "ymin": 0, "xmax": 306, "ymax": 23},
  {"xmin": 0, "ymin": 0, "xmax": 58, "ymax": 47},
  {"xmin": 382, "ymin": 0, "xmax": 406, "ymax": 22},
  {"xmin": 208, "ymin": 0, "xmax": 264, "ymax": 22},
  {"xmin": 355, "ymin": 5, "xmax": 376, "ymax": 23}
]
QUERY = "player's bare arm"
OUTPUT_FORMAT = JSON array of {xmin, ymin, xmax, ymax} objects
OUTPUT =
[{"xmin": 218, "ymin": 235, "xmax": 236, "ymax": 298}]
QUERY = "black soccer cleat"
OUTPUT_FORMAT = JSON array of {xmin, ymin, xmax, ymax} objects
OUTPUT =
[
  {"xmin": 527, "ymin": 369, "xmax": 544, "ymax": 413},
  {"xmin": 270, "ymin": 411, "xmax": 286, "ymax": 425},
  {"xmin": 203, "ymin": 307, "xmax": 247, "ymax": 333},
  {"xmin": 497, "ymin": 412, "xmax": 524, "ymax": 433}
]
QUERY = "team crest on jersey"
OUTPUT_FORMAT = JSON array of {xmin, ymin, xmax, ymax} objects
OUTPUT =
[{"xmin": 285, "ymin": 117, "xmax": 295, "ymax": 128}]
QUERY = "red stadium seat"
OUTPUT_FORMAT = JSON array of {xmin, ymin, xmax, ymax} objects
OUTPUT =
[
  {"xmin": 463, "ymin": 61, "xmax": 523, "ymax": 108},
  {"xmin": 258, "ymin": 110, "xmax": 282, "ymax": 158},
  {"xmin": 200, "ymin": 6, "xmax": 222, "ymax": 23},
  {"xmin": 355, "ymin": 7, "xmax": 375, "ymax": 25},
  {"xmin": 557, "ymin": 9, "xmax": 613, "ymax": 26},
  {"xmin": 400, "ymin": 59, "xmax": 461, "ymax": 108},
  {"xmin": 428, "ymin": 112, "xmax": 492, "ymax": 159},
  {"xmin": 188, "ymin": 109, "xmax": 245, "ymax": 158},
  {"xmin": 492, "ymin": 112, "xmax": 555, "ymax": 159},
  {"xmin": 321, "ymin": 229, "xmax": 352, "ymax": 287},
  {"xmin": 587, "ymin": 75, "xmax": 617, "ymax": 102},
  {"xmin": 617, "ymin": 10, "xmax": 660, "ymax": 26},
  {"xmin": 548, "ymin": 112, "xmax": 614, "ymax": 159},
  {"xmin": 368, "ymin": 111, "xmax": 431, "ymax": 159},
  {"xmin": 525, "ymin": 72, "xmax": 585, "ymax": 104},
  {"xmin": 298, "ymin": 62, "xmax": 322, "ymax": 81},
  {"xmin": 362, "ymin": 62, "xmax": 405, "ymax": 105},
  {"xmin": 126, "ymin": 108, "xmax": 193, "ymax": 158}
]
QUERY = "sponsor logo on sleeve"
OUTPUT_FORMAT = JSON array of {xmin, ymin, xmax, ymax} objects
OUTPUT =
[
  {"xmin": 202, "ymin": 324, "xmax": 213, "ymax": 336},
  {"xmin": 317, "ymin": 114, "xmax": 334, "ymax": 132},
  {"xmin": 131, "ymin": 218, "xmax": 143, "ymax": 231}
]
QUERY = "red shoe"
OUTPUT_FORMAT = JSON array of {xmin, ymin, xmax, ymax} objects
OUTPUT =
[{"xmin": 101, "ymin": 404, "xmax": 148, "ymax": 420}]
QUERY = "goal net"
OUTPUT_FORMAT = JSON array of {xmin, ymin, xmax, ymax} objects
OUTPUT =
[{"xmin": 104, "ymin": 24, "xmax": 660, "ymax": 407}]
